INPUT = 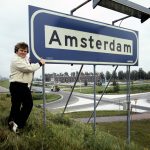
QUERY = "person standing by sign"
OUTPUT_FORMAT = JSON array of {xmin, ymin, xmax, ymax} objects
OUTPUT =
[{"xmin": 8, "ymin": 42, "xmax": 45, "ymax": 133}]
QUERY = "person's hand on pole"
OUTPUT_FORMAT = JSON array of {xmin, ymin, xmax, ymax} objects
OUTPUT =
[{"xmin": 39, "ymin": 58, "xmax": 45, "ymax": 66}]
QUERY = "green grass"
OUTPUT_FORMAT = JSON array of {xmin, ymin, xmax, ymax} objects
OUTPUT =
[
  {"xmin": 65, "ymin": 110, "xmax": 129, "ymax": 118},
  {"xmin": 32, "ymin": 93, "xmax": 61, "ymax": 105},
  {"xmin": 0, "ymin": 80, "xmax": 150, "ymax": 149},
  {"xmin": 0, "ymin": 80, "xmax": 9, "ymax": 89},
  {"xmin": 0, "ymin": 94, "xmax": 144, "ymax": 150},
  {"xmin": 70, "ymin": 83, "xmax": 150, "ymax": 94},
  {"xmin": 96, "ymin": 120, "xmax": 150, "ymax": 149},
  {"xmin": 66, "ymin": 111, "xmax": 150, "ymax": 149}
]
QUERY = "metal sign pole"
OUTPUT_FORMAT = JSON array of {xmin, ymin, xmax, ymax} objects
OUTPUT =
[
  {"xmin": 126, "ymin": 65, "xmax": 131, "ymax": 144},
  {"xmin": 42, "ymin": 65, "xmax": 46, "ymax": 127},
  {"xmin": 71, "ymin": 0, "xmax": 91, "ymax": 15},
  {"xmin": 112, "ymin": 17, "xmax": 132, "ymax": 145},
  {"xmin": 93, "ymin": 65, "xmax": 96, "ymax": 134},
  {"xmin": 87, "ymin": 66, "xmax": 118, "ymax": 123}
]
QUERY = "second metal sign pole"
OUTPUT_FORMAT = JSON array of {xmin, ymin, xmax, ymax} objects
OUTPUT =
[
  {"xmin": 126, "ymin": 65, "xmax": 131, "ymax": 144},
  {"xmin": 93, "ymin": 64, "xmax": 96, "ymax": 134},
  {"xmin": 42, "ymin": 65, "xmax": 46, "ymax": 127}
]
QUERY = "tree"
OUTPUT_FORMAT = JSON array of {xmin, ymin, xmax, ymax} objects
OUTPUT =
[
  {"xmin": 64, "ymin": 72, "xmax": 69, "ymax": 76},
  {"xmin": 138, "ymin": 68, "xmax": 146, "ymax": 80},
  {"xmin": 113, "ymin": 71, "xmax": 117, "ymax": 80},
  {"xmin": 99, "ymin": 72, "xmax": 105, "ymax": 83},
  {"xmin": 76, "ymin": 71, "xmax": 79, "ymax": 76},
  {"xmin": 84, "ymin": 79, "xmax": 88, "ymax": 86},
  {"xmin": 106, "ymin": 71, "xmax": 111, "ymax": 81},
  {"xmin": 71, "ymin": 72, "xmax": 75, "ymax": 77},
  {"xmin": 147, "ymin": 71, "xmax": 150, "ymax": 79},
  {"xmin": 80, "ymin": 72, "xmax": 84, "ymax": 76},
  {"xmin": 85, "ymin": 72, "xmax": 89, "ymax": 75},
  {"xmin": 118, "ymin": 71, "xmax": 125, "ymax": 80},
  {"xmin": 113, "ymin": 81, "xmax": 120, "ymax": 93},
  {"xmin": 130, "ymin": 70, "xmax": 138, "ymax": 80}
]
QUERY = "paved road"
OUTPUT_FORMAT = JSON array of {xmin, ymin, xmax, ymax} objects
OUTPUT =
[
  {"xmin": 45, "ymin": 90, "xmax": 150, "ymax": 113},
  {"xmin": 0, "ymin": 86, "xmax": 9, "ymax": 93},
  {"xmin": 76, "ymin": 112, "xmax": 150, "ymax": 123},
  {"xmin": 23, "ymin": 86, "xmax": 150, "ymax": 122},
  {"xmin": 45, "ymin": 91, "xmax": 115, "ymax": 112}
]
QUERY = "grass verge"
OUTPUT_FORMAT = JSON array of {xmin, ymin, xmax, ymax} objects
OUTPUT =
[
  {"xmin": 0, "ymin": 93, "xmax": 145, "ymax": 150},
  {"xmin": 65, "ymin": 110, "xmax": 129, "ymax": 118},
  {"xmin": 96, "ymin": 120, "xmax": 150, "ymax": 149},
  {"xmin": 65, "ymin": 111, "xmax": 150, "ymax": 149},
  {"xmin": 32, "ymin": 93, "xmax": 61, "ymax": 105}
]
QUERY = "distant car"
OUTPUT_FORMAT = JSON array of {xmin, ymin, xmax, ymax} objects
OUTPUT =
[
  {"xmin": 31, "ymin": 89, "xmax": 42, "ymax": 93},
  {"xmin": 31, "ymin": 89, "xmax": 49, "ymax": 93},
  {"xmin": 51, "ymin": 85, "xmax": 60, "ymax": 92}
]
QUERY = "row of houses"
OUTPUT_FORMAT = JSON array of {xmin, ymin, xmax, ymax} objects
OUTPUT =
[{"xmin": 45, "ymin": 73, "xmax": 106, "ymax": 84}]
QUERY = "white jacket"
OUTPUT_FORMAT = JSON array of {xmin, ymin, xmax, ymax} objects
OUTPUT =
[{"xmin": 9, "ymin": 54, "xmax": 41, "ymax": 86}]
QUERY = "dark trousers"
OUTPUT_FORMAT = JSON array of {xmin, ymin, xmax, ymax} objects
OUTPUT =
[{"xmin": 8, "ymin": 82, "xmax": 33, "ymax": 128}]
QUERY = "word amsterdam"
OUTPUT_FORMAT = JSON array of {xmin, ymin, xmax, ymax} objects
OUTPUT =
[{"xmin": 45, "ymin": 25, "xmax": 132, "ymax": 55}]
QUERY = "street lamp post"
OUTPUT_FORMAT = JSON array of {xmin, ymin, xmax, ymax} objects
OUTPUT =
[
  {"xmin": 112, "ymin": 16, "xmax": 131, "ymax": 145},
  {"xmin": 93, "ymin": 0, "xmax": 150, "ymax": 23}
]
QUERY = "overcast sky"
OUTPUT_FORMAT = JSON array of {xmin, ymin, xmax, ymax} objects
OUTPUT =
[{"xmin": 0, "ymin": 0, "xmax": 150, "ymax": 78}]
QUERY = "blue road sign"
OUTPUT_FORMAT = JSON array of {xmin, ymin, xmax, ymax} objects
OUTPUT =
[{"xmin": 29, "ymin": 5, "xmax": 138, "ymax": 65}]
